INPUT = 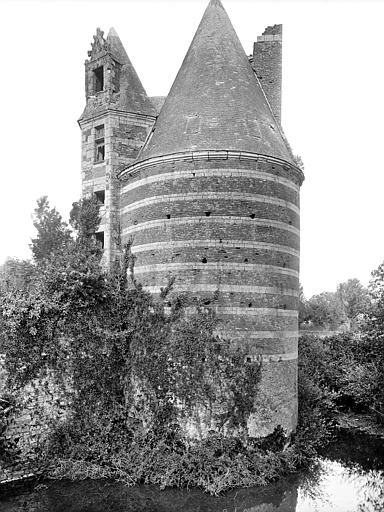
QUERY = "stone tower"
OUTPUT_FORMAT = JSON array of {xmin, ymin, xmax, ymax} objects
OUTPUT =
[
  {"xmin": 79, "ymin": 28, "xmax": 156, "ymax": 267},
  {"xmin": 82, "ymin": 0, "xmax": 304, "ymax": 437}
]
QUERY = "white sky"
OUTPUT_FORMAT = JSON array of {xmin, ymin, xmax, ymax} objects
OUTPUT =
[{"xmin": 0, "ymin": 0, "xmax": 383, "ymax": 298}]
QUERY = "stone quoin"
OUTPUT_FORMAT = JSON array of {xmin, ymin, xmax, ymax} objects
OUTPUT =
[{"xmin": 79, "ymin": 0, "xmax": 304, "ymax": 437}]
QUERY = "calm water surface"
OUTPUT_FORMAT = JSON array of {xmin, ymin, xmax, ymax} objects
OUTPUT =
[{"xmin": 1, "ymin": 431, "xmax": 383, "ymax": 512}]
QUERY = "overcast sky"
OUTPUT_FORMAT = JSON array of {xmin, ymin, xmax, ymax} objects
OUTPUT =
[{"xmin": 0, "ymin": 0, "xmax": 383, "ymax": 298}]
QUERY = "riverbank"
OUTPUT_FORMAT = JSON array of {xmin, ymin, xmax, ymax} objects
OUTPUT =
[
  {"xmin": 1, "ymin": 427, "xmax": 383, "ymax": 512},
  {"xmin": 335, "ymin": 412, "xmax": 384, "ymax": 438},
  {"xmin": 1, "ymin": 411, "xmax": 383, "ymax": 493}
]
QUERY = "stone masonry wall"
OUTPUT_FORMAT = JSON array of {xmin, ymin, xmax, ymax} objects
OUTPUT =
[
  {"xmin": 80, "ymin": 111, "xmax": 154, "ymax": 267},
  {"xmin": 120, "ymin": 154, "xmax": 302, "ymax": 436}
]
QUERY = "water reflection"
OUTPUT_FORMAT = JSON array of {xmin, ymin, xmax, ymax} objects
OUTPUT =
[
  {"xmin": 1, "ymin": 480, "xmax": 299, "ymax": 512},
  {"xmin": 1, "ymin": 431, "xmax": 383, "ymax": 512}
]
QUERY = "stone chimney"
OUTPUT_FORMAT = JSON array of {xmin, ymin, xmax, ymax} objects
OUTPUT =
[{"xmin": 252, "ymin": 24, "xmax": 282, "ymax": 125}]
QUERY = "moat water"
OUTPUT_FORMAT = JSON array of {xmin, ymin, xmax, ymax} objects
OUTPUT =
[{"xmin": 1, "ymin": 430, "xmax": 383, "ymax": 512}]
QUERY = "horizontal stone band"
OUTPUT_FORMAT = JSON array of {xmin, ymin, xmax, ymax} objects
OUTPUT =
[
  {"xmin": 121, "ymin": 168, "xmax": 300, "ymax": 193},
  {"xmin": 261, "ymin": 352, "xmax": 298, "ymax": 362},
  {"xmin": 229, "ymin": 352, "xmax": 298, "ymax": 362},
  {"xmin": 133, "ymin": 261, "xmax": 299, "ymax": 278},
  {"xmin": 207, "ymin": 307, "xmax": 298, "ymax": 317},
  {"xmin": 118, "ymin": 150, "xmax": 304, "ymax": 186},
  {"xmin": 225, "ymin": 330, "xmax": 298, "ymax": 339},
  {"xmin": 122, "ymin": 216, "xmax": 299, "ymax": 237},
  {"xmin": 132, "ymin": 240, "xmax": 299, "ymax": 258},
  {"xmin": 121, "ymin": 192, "xmax": 299, "ymax": 215},
  {"xmin": 143, "ymin": 284, "xmax": 299, "ymax": 296}
]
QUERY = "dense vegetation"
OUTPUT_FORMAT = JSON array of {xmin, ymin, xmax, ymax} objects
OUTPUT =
[
  {"xmin": 0, "ymin": 196, "xmax": 383, "ymax": 493},
  {"xmin": 299, "ymin": 278, "xmax": 369, "ymax": 331}
]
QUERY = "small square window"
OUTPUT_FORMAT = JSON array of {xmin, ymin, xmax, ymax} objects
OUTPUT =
[
  {"xmin": 94, "ymin": 190, "xmax": 105, "ymax": 205},
  {"xmin": 94, "ymin": 66, "xmax": 104, "ymax": 93}
]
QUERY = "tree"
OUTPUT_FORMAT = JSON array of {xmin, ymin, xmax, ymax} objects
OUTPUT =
[
  {"xmin": 303, "ymin": 291, "xmax": 346, "ymax": 329},
  {"xmin": 30, "ymin": 196, "xmax": 72, "ymax": 262},
  {"xmin": 69, "ymin": 196, "xmax": 100, "ymax": 241},
  {"xmin": 337, "ymin": 278, "xmax": 369, "ymax": 326},
  {"xmin": 352, "ymin": 262, "xmax": 384, "ymax": 413}
]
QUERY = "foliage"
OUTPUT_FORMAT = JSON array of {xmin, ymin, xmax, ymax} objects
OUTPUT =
[
  {"xmin": 69, "ymin": 196, "xmax": 101, "ymax": 240},
  {"xmin": 0, "ymin": 258, "xmax": 35, "ymax": 292},
  {"xmin": 337, "ymin": 279, "xmax": 369, "ymax": 325},
  {"xmin": 43, "ymin": 335, "xmax": 334, "ymax": 495},
  {"xmin": 298, "ymin": 329, "xmax": 383, "ymax": 419},
  {"xmin": 30, "ymin": 196, "xmax": 72, "ymax": 262},
  {"xmin": 297, "ymin": 335, "xmax": 338, "ymax": 445},
  {"xmin": 301, "ymin": 291, "xmax": 346, "ymax": 329},
  {"xmin": 1, "ymin": 196, "xmax": 275, "ymax": 493},
  {"xmin": 5, "ymin": 195, "xmax": 376, "ymax": 493},
  {"xmin": 299, "ymin": 271, "xmax": 382, "ymax": 418},
  {"xmin": 300, "ymin": 279, "xmax": 369, "ymax": 331},
  {"xmin": 0, "ymin": 392, "xmax": 18, "ymax": 464}
]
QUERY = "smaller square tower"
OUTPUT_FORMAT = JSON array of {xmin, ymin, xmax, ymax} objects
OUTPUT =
[{"xmin": 79, "ymin": 28, "xmax": 156, "ymax": 266}]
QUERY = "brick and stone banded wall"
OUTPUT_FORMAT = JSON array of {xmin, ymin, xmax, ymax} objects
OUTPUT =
[
  {"xmin": 120, "ymin": 153, "xmax": 302, "ymax": 435},
  {"xmin": 80, "ymin": 111, "xmax": 154, "ymax": 267}
]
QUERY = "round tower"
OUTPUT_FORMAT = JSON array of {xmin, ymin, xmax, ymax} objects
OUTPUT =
[{"xmin": 119, "ymin": 0, "xmax": 304, "ymax": 437}]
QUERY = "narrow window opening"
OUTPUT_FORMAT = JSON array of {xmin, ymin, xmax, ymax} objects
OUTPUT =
[
  {"xmin": 96, "ymin": 145, "xmax": 105, "ymax": 162},
  {"xmin": 95, "ymin": 124, "xmax": 105, "ymax": 163},
  {"xmin": 94, "ymin": 66, "xmax": 104, "ymax": 92},
  {"xmin": 248, "ymin": 302, "xmax": 253, "ymax": 308},
  {"xmin": 94, "ymin": 190, "xmax": 105, "ymax": 205},
  {"xmin": 250, "ymin": 213, "xmax": 255, "ymax": 219},
  {"xmin": 244, "ymin": 258, "xmax": 248, "ymax": 263},
  {"xmin": 95, "ymin": 231, "xmax": 104, "ymax": 249}
]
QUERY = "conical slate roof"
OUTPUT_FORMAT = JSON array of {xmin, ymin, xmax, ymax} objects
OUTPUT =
[
  {"xmin": 137, "ymin": 0, "xmax": 293, "ymax": 163},
  {"xmin": 106, "ymin": 28, "xmax": 156, "ymax": 116}
]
